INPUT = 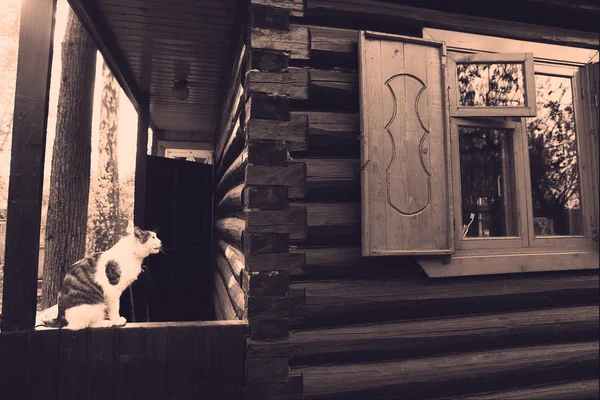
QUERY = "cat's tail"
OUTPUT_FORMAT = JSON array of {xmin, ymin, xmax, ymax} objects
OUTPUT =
[{"xmin": 37, "ymin": 315, "xmax": 67, "ymax": 329}]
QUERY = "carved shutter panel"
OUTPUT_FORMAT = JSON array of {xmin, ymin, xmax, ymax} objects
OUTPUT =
[{"xmin": 359, "ymin": 31, "xmax": 453, "ymax": 256}]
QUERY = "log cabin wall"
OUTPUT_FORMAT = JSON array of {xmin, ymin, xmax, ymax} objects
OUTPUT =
[{"xmin": 243, "ymin": 1, "xmax": 600, "ymax": 399}]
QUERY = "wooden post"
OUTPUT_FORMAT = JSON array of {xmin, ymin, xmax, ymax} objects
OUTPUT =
[
  {"xmin": 0, "ymin": 0, "xmax": 57, "ymax": 332},
  {"xmin": 133, "ymin": 97, "xmax": 149, "ymax": 229}
]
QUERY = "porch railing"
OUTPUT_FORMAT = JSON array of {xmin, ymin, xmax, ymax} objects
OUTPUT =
[{"xmin": 0, "ymin": 320, "xmax": 247, "ymax": 399}]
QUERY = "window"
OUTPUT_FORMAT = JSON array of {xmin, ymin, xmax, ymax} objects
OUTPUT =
[{"xmin": 359, "ymin": 30, "xmax": 599, "ymax": 276}]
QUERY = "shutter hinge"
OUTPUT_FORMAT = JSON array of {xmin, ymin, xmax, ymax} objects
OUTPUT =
[
  {"xmin": 594, "ymin": 93, "xmax": 598, "ymax": 108},
  {"xmin": 592, "ymin": 230, "xmax": 599, "ymax": 242}
]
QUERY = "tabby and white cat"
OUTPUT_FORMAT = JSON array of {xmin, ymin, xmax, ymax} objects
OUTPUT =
[{"xmin": 41, "ymin": 227, "xmax": 162, "ymax": 330}]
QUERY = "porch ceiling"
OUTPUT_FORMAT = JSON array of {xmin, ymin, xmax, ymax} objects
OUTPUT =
[{"xmin": 92, "ymin": 0, "xmax": 239, "ymax": 134}]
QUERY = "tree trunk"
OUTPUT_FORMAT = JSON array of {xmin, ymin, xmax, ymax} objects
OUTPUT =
[
  {"xmin": 41, "ymin": 9, "xmax": 96, "ymax": 309},
  {"xmin": 91, "ymin": 61, "xmax": 121, "ymax": 253}
]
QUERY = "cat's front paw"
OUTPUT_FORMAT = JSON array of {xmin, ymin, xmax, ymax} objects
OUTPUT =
[{"xmin": 112, "ymin": 316, "xmax": 127, "ymax": 326}]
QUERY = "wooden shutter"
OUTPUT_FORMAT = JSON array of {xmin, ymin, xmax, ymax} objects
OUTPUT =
[
  {"xmin": 581, "ymin": 62, "xmax": 599, "ymax": 244},
  {"xmin": 359, "ymin": 31, "xmax": 453, "ymax": 256}
]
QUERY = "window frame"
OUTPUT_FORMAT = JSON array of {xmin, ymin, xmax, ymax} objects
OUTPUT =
[{"xmin": 447, "ymin": 52, "xmax": 537, "ymax": 117}]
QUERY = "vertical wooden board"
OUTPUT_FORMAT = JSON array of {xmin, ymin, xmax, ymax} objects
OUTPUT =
[
  {"xmin": 87, "ymin": 328, "xmax": 115, "ymax": 400},
  {"xmin": 194, "ymin": 325, "xmax": 246, "ymax": 399},
  {"xmin": 114, "ymin": 327, "xmax": 145, "ymax": 400},
  {"xmin": 58, "ymin": 329, "xmax": 89, "ymax": 400},
  {"xmin": 140, "ymin": 327, "xmax": 168, "ymax": 399},
  {"xmin": 27, "ymin": 329, "xmax": 59, "ymax": 399},
  {"xmin": 0, "ymin": 331, "xmax": 28, "ymax": 399},
  {"xmin": 359, "ymin": 33, "xmax": 387, "ymax": 254},
  {"xmin": 360, "ymin": 33, "xmax": 451, "ymax": 255},
  {"xmin": 166, "ymin": 325, "xmax": 195, "ymax": 399}
]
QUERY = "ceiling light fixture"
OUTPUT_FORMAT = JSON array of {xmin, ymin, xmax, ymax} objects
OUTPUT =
[{"xmin": 171, "ymin": 78, "xmax": 190, "ymax": 101}]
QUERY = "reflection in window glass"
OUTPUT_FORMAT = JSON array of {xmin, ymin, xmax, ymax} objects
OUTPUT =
[
  {"xmin": 458, "ymin": 63, "xmax": 525, "ymax": 107},
  {"xmin": 459, "ymin": 127, "xmax": 517, "ymax": 238},
  {"xmin": 528, "ymin": 75, "xmax": 583, "ymax": 236}
]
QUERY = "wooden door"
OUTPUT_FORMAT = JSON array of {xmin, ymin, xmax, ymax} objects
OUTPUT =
[{"xmin": 127, "ymin": 156, "xmax": 213, "ymax": 322}]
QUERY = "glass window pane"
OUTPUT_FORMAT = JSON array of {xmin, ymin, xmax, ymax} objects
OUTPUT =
[
  {"xmin": 458, "ymin": 63, "xmax": 525, "ymax": 107},
  {"xmin": 459, "ymin": 127, "xmax": 517, "ymax": 238},
  {"xmin": 527, "ymin": 75, "xmax": 583, "ymax": 236}
]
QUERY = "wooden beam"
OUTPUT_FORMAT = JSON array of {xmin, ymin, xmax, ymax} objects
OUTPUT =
[
  {"xmin": 299, "ymin": 341, "xmax": 599, "ymax": 399},
  {"xmin": 289, "ymin": 305, "xmax": 599, "ymax": 365},
  {"xmin": 133, "ymin": 98, "xmax": 149, "ymax": 228},
  {"xmin": 67, "ymin": 0, "xmax": 144, "ymax": 110},
  {"xmin": 217, "ymin": 239, "xmax": 245, "ymax": 281},
  {"xmin": 213, "ymin": 273, "xmax": 237, "ymax": 320},
  {"xmin": 216, "ymin": 253, "xmax": 246, "ymax": 318},
  {"xmin": 306, "ymin": 0, "xmax": 599, "ymax": 49},
  {"xmin": 215, "ymin": 217, "xmax": 245, "ymax": 250},
  {"xmin": 455, "ymin": 379, "xmax": 600, "ymax": 400},
  {"xmin": 0, "ymin": 0, "xmax": 57, "ymax": 333},
  {"xmin": 216, "ymin": 183, "xmax": 244, "ymax": 218}
]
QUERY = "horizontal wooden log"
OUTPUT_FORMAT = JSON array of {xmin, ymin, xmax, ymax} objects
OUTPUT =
[
  {"xmin": 243, "ymin": 270, "xmax": 290, "ymax": 297},
  {"xmin": 215, "ymin": 217, "xmax": 245, "ymax": 250},
  {"xmin": 246, "ymin": 373, "xmax": 303, "ymax": 400},
  {"xmin": 247, "ymin": 114, "xmax": 308, "ymax": 151},
  {"xmin": 303, "ymin": 111, "xmax": 359, "ymax": 156},
  {"xmin": 246, "ymin": 253, "xmax": 306, "ymax": 272},
  {"xmin": 252, "ymin": 49, "xmax": 290, "ymax": 72},
  {"xmin": 299, "ymin": 341, "xmax": 600, "ymax": 399},
  {"xmin": 290, "ymin": 271, "xmax": 600, "ymax": 328},
  {"xmin": 306, "ymin": 0, "xmax": 599, "ymax": 49},
  {"xmin": 244, "ymin": 185, "xmax": 289, "ymax": 210},
  {"xmin": 299, "ymin": 158, "xmax": 360, "ymax": 200},
  {"xmin": 288, "ymin": 305, "xmax": 600, "ymax": 366},
  {"xmin": 248, "ymin": 140, "xmax": 288, "ymax": 165},
  {"xmin": 248, "ymin": 295, "xmax": 291, "ymax": 319},
  {"xmin": 213, "ymin": 273, "xmax": 237, "ymax": 320},
  {"xmin": 217, "ymin": 112, "xmax": 244, "ymax": 179},
  {"xmin": 217, "ymin": 239, "xmax": 246, "ymax": 280},
  {"xmin": 251, "ymin": 26, "xmax": 309, "ymax": 59},
  {"xmin": 249, "ymin": 92, "xmax": 290, "ymax": 121},
  {"xmin": 453, "ymin": 379, "xmax": 600, "ymax": 400},
  {"xmin": 216, "ymin": 183, "xmax": 244, "ymax": 217},
  {"xmin": 309, "ymin": 25, "xmax": 357, "ymax": 59},
  {"xmin": 213, "ymin": 291, "xmax": 224, "ymax": 320},
  {"xmin": 251, "ymin": 4, "xmax": 289, "ymax": 30},
  {"xmin": 246, "ymin": 207, "xmax": 305, "ymax": 238},
  {"xmin": 247, "ymin": 69, "xmax": 357, "ymax": 103},
  {"xmin": 248, "ymin": 317, "xmax": 290, "ymax": 340},
  {"xmin": 246, "ymin": 356, "xmax": 289, "ymax": 383},
  {"xmin": 289, "ymin": 202, "xmax": 360, "ymax": 244},
  {"xmin": 243, "ymin": 232, "xmax": 290, "ymax": 255},
  {"xmin": 216, "ymin": 147, "xmax": 248, "ymax": 199},
  {"xmin": 246, "ymin": 162, "xmax": 306, "ymax": 187},
  {"xmin": 216, "ymin": 252, "xmax": 246, "ymax": 318},
  {"xmin": 251, "ymin": 0, "xmax": 304, "ymax": 17}
]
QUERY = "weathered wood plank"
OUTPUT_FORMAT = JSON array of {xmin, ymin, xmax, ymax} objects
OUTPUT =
[
  {"xmin": 247, "ymin": 68, "xmax": 310, "ymax": 99},
  {"xmin": 249, "ymin": 92, "xmax": 290, "ymax": 120},
  {"xmin": 310, "ymin": 25, "xmax": 358, "ymax": 59},
  {"xmin": 194, "ymin": 323, "xmax": 246, "ymax": 399},
  {"xmin": 58, "ymin": 330, "xmax": 88, "ymax": 400},
  {"xmin": 247, "ymin": 253, "xmax": 306, "ymax": 272},
  {"xmin": 213, "ymin": 290, "xmax": 225, "ymax": 320},
  {"xmin": 217, "ymin": 112, "xmax": 244, "ymax": 179},
  {"xmin": 251, "ymin": 0, "xmax": 304, "ymax": 16},
  {"xmin": 217, "ymin": 238, "xmax": 245, "ymax": 280},
  {"xmin": 244, "ymin": 232, "xmax": 290, "ymax": 255},
  {"xmin": 214, "ymin": 272, "xmax": 238, "ymax": 320},
  {"xmin": 216, "ymin": 252, "xmax": 246, "ymax": 318},
  {"xmin": 140, "ymin": 326, "xmax": 168, "ymax": 398},
  {"xmin": 246, "ymin": 162, "xmax": 306, "ymax": 187},
  {"xmin": 247, "ymin": 114, "xmax": 308, "ymax": 151},
  {"xmin": 1, "ymin": 0, "xmax": 56, "ymax": 333},
  {"xmin": 244, "ymin": 185, "xmax": 289, "ymax": 210},
  {"xmin": 248, "ymin": 295, "xmax": 291, "ymax": 319},
  {"xmin": 289, "ymin": 305, "xmax": 600, "ymax": 365},
  {"xmin": 300, "ymin": 158, "xmax": 360, "ymax": 200},
  {"xmin": 452, "ymin": 379, "xmax": 600, "ymax": 400},
  {"xmin": 244, "ymin": 271, "xmax": 290, "ymax": 296},
  {"xmin": 0, "ymin": 331, "xmax": 28, "ymax": 398},
  {"xmin": 114, "ymin": 328, "xmax": 145, "ymax": 400},
  {"xmin": 248, "ymin": 140, "xmax": 288, "ymax": 165},
  {"xmin": 216, "ymin": 217, "xmax": 245, "ymax": 250},
  {"xmin": 304, "ymin": 111, "xmax": 359, "ymax": 156},
  {"xmin": 247, "ymin": 356, "xmax": 289, "ymax": 383},
  {"xmin": 251, "ymin": 26, "xmax": 309, "ymax": 59},
  {"xmin": 291, "ymin": 272, "xmax": 600, "ymax": 328},
  {"xmin": 26, "ymin": 329, "xmax": 59, "ymax": 400},
  {"xmin": 289, "ymin": 202, "xmax": 360, "ymax": 244},
  {"xmin": 249, "ymin": 317, "xmax": 290, "ymax": 340},
  {"xmin": 166, "ymin": 325, "xmax": 195, "ymax": 399},
  {"xmin": 252, "ymin": 49, "xmax": 290, "ymax": 72},
  {"xmin": 251, "ymin": 3, "xmax": 289, "ymax": 30},
  {"xmin": 87, "ymin": 328, "xmax": 115, "ymax": 400},
  {"xmin": 299, "ymin": 341, "xmax": 600, "ymax": 399},
  {"xmin": 306, "ymin": 0, "xmax": 599, "ymax": 49}
]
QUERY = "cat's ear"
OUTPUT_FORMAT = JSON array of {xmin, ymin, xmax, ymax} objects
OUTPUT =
[{"xmin": 134, "ymin": 226, "xmax": 144, "ymax": 240}]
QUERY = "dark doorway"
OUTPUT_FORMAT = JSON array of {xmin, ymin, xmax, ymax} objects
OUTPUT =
[{"xmin": 124, "ymin": 156, "xmax": 213, "ymax": 322}]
